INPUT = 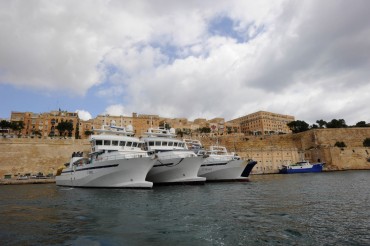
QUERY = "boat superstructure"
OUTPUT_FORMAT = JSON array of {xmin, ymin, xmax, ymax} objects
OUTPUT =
[
  {"xmin": 56, "ymin": 125, "xmax": 155, "ymax": 188},
  {"xmin": 191, "ymin": 143, "xmax": 257, "ymax": 181},
  {"xmin": 142, "ymin": 128, "xmax": 206, "ymax": 184}
]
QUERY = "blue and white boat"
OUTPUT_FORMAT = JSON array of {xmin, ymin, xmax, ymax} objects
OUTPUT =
[{"xmin": 279, "ymin": 160, "xmax": 324, "ymax": 174}]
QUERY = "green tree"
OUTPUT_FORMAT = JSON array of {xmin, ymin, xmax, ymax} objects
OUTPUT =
[
  {"xmin": 355, "ymin": 121, "xmax": 368, "ymax": 127},
  {"xmin": 363, "ymin": 138, "xmax": 370, "ymax": 147},
  {"xmin": 326, "ymin": 119, "xmax": 347, "ymax": 128},
  {"xmin": 0, "ymin": 120, "xmax": 11, "ymax": 135},
  {"xmin": 0, "ymin": 120, "xmax": 11, "ymax": 129},
  {"xmin": 287, "ymin": 120, "xmax": 309, "ymax": 133},
  {"xmin": 56, "ymin": 120, "xmax": 74, "ymax": 136},
  {"xmin": 316, "ymin": 119, "xmax": 327, "ymax": 128},
  {"xmin": 310, "ymin": 124, "xmax": 319, "ymax": 129},
  {"xmin": 75, "ymin": 122, "xmax": 80, "ymax": 139},
  {"xmin": 198, "ymin": 127, "xmax": 211, "ymax": 133},
  {"xmin": 10, "ymin": 121, "xmax": 24, "ymax": 136}
]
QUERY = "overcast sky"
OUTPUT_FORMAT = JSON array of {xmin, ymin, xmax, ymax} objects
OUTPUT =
[{"xmin": 1, "ymin": 0, "xmax": 369, "ymax": 125}]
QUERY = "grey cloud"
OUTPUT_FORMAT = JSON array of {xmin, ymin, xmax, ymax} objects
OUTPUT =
[{"xmin": 247, "ymin": 0, "xmax": 370, "ymax": 93}]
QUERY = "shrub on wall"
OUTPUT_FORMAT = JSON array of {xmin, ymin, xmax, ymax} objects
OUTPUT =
[
  {"xmin": 334, "ymin": 141, "xmax": 346, "ymax": 148},
  {"xmin": 363, "ymin": 138, "xmax": 370, "ymax": 147}
]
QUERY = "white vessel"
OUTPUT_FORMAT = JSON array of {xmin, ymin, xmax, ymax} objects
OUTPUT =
[
  {"xmin": 192, "ymin": 144, "xmax": 257, "ymax": 181},
  {"xmin": 56, "ymin": 125, "xmax": 155, "ymax": 188},
  {"xmin": 142, "ymin": 128, "xmax": 206, "ymax": 184}
]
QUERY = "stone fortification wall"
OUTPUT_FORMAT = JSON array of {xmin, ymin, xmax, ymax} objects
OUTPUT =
[
  {"xmin": 0, "ymin": 138, "xmax": 90, "ymax": 178},
  {"xmin": 294, "ymin": 128, "xmax": 370, "ymax": 149},
  {"xmin": 191, "ymin": 128, "xmax": 370, "ymax": 174},
  {"xmin": 293, "ymin": 128, "xmax": 370, "ymax": 170},
  {"xmin": 1, "ymin": 128, "xmax": 369, "ymax": 177}
]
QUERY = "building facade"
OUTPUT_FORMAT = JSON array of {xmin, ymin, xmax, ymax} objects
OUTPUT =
[
  {"xmin": 8, "ymin": 110, "xmax": 295, "ymax": 138},
  {"xmin": 78, "ymin": 113, "xmax": 160, "ymax": 138},
  {"xmin": 228, "ymin": 111, "xmax": 294, "ymax": 135},
  {"xmin": 10, "ymin": 110, "xmax": 79, "ymax": 138}
]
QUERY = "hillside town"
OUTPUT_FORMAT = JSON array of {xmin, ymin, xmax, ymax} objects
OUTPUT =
[{"xmin": 1, "ymin": 110, "xmax": 294, "ymax": 139}]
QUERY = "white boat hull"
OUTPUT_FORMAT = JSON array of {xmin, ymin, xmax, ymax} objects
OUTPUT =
[
  {"xmin": 146, "ymin": 156, "xmax": 206, "ymax": 184},
  {"xmin": 198, "ymin": 159, "xmax": 255, "ymax": 181},
  {"xmin": 56, "ymin": 157, "xmax": 155, "ymax": 188}
]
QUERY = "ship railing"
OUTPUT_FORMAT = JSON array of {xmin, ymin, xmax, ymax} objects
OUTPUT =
[
  {"xmin": 155, "ymin": 151, "xmax": 196, "ymax": 160},
  {"xmin": 207, "ymin": 156, "xmax": 233, "ymax": 162},
  {"xmin": 95, "ymin": 153, "xmax": 148, "ymax": 162}
]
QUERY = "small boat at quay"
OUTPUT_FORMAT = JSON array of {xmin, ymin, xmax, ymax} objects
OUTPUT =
[
  {"xmin": 55, "ymin": 125, "xmax": 156, "ymax": 188},
  {"xmin": 142, "ymin": 128, "xmax": 206, "ymax": 184},
  {"xmin": 189, "ymin": 143, "xmax": 257, "ymax": 181},
  {"xmin": 278, "ymin": 160, "xmax": 325, "ymax": 174}
]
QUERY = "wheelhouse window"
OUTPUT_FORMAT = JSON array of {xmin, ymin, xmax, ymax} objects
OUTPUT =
[
  {"xmin": 104, "ymin": 140, "xmax": 111, "ymax": 146},
  {"xmin": 133, "ymin": 142, "xmax": 138, "ymax": 147},
  {"xmin": 127, "ymin": 141, "xmax": 133, "ymax": 147},
  {"xmin": 162, "ymin": 141, "xmax": 168, "ymax": 146},
  {"xmin": 112, "ymin": 141, "xmax": 119, "ymax": 146},
  {"xmin": 137, "ymin": 143, "xmax": 142, "ymax": 148},
  {"xmin": 149, "ymin": 141, "xmax": 154, "ymax": 146},
  {"xmin": 96, "ymin": 140, "xmax": 103, "ymax": 145},
  {"xmin": 155, "ymin": 141, "xmax": 161, "ymax": 146},
  {"xmin": 168, "ymin": 141, "xmax": 174, "ymax": 146},
  {"xmin": 119, "ymin": 141, "xmax": 126, "ymax": 146},
  {"xmin": 174, "ymin": 142, "xmax": 178, "ymax": 147}
]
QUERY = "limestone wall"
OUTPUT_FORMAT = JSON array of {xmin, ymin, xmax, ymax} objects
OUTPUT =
[
  {"xmin": 190, "ymin": 128, "xmax": 370, "ymax": 174},
  {"xmin": 0, "ymin": 138, "xmax": 90, "ymax": 177}
]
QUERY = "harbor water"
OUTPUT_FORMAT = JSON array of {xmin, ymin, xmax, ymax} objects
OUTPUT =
[{"xmin": 0, "ymin": 171, "xmax": 369, "ymax": 245}]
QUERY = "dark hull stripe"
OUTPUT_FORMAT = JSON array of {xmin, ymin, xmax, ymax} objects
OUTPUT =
[
  {"xmin": 241, "ymin": 161, "xmax": 258, "ymax": 177},
  {"xmin": 61, "ymin": 164, "xmax": 119, "ymax": 174},
  {"xmin": 201, "ymin": 162, "xmax": 228, "ymax": 167},
  {"xmin": 153, "ymin": 163, "xmax": 174, "ymax": 167}
]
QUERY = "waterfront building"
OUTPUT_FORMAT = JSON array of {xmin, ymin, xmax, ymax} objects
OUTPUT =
[
  {"xmin": 86, "ymin": 113, "xmax": 160, "ymax": 138},
  {"xmin": 224, "ymin": 121, "xmax": 240, "ymax": 134},
  {"xmin": 228, "ymin": 111, "xmax": 294, "ymax": 135},
  {"xmin": 132, "ymin": 113, "xmax": 160, "ymax": 136},
  {"xmin": 10, "ymin": 110, "xmax": 79, "ymax": 138},
  {"xmin": 159, "ymin": 117, "xmax": 197, "ymax": 135},
  {"xmin": 208, "ymin": 118, "xmax": 225, "ymax": 134},
  {"xmin": 7, "ymin": 110, "xmax": 295, "ymax": 138}
]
